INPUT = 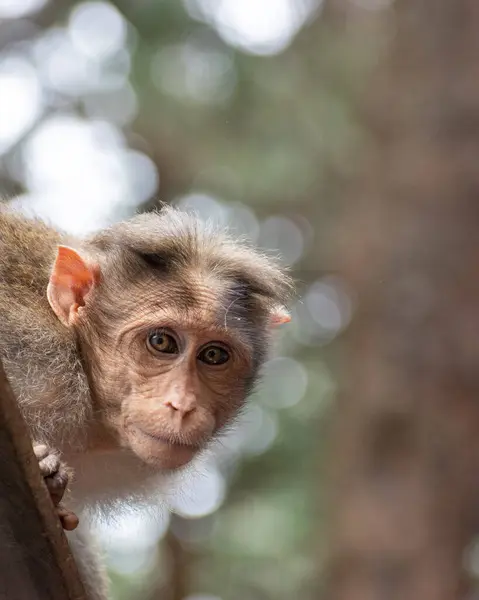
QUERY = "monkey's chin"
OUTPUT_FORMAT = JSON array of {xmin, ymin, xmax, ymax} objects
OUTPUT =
[{"xmin": 126, "ymin": 426, "xmax": 199, "ymax": 470}]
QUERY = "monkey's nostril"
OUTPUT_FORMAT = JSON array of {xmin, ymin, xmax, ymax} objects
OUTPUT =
[{"xmin": 165, "ymin": 398, "xmax": 196, "ymax": 417}]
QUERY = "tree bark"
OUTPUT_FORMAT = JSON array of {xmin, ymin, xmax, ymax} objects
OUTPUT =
[
  {"xmin": 0, "ymin": 361, "xmax": 86, "ymax": 600},
  {"xmin": 327, "ymin": 1, "xmax": 479, "ymax": 599}
]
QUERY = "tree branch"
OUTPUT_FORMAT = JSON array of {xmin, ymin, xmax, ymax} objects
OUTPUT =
[{"xmin": 0, "ymin": 360, "xmax": 87, "ymax": 600}]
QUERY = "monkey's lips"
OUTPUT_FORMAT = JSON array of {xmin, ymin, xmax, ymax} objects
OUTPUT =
[{"xmin": 126, "ymin": 424, "xmax": 204, "ymax": 470}]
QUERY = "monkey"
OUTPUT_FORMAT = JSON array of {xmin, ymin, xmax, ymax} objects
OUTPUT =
[{"xmin": 0, "ymin": 204, "xmax": 293, "ymax": 598}]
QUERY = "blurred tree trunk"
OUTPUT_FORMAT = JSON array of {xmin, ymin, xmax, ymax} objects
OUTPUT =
[{"xmin": 327, "ymin": 1, "xmax": 479, "ymax": 599}]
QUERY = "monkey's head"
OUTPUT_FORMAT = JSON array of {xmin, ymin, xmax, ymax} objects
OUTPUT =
[{"xmin": 47, "ymin": 207, "xmax": 293, "ymax": 470}]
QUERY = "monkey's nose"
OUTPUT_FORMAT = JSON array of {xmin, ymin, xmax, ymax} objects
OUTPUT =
[{"xmin": 164, "ymin": 397, "xmax": 196, "ymax": 418}]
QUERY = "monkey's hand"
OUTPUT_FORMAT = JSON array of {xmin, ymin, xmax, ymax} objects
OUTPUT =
[{"xmin": 33, "ymin": 444, "xmax": 79, "ymax": 531}]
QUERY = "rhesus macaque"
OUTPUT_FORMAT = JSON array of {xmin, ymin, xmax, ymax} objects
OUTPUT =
[{"xmin": 0, "ymin": 205, "xmax": 292, "ymax": 599}]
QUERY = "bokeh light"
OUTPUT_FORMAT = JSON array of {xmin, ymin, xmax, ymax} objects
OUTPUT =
[
  {"xmin": 228, "ymin": 403, "xmax": 280, "ymax": 457},
  {"xmin": 0, "ymin": 56, "xmax": 43, "ymax": 154},
  {"xmin": 185, "ymin": 0, "xmax": 323, "ymax": 56},
  {"xmin": 11, "ymin": 115, "xmax": 158, "ymax": 233},
  {"xmin": 292, "ymin": 276, "xmax": 355, "ymax": 346},
  {"xmin": 175, "ymin": 192, "xmax": 229, "ymax": 225},
  {"xmin": 0, "ymin": 0, "xmax": 47, "ymax": 19},
  {"xmin": 226, "ymin": 202, "xmax": 260, "ymax": 242},
  {"xmin": 33, "ymin": 26, "xmax": 130, "ymax": 96},
  {"xmin": 260, "ymin": 357, "xmax": 308, "ymax": 409},
  {"xmin": 259, "ymin": 215, "xmax": 305, "ymax": 265},
  {"xmin": 68, "ymin": 2, "xmax": 128, "ymax": 61},
  {"xmin": 168, "ymin": 465, "xmax": 227, "ymax": 519},
  {"xmin": 151, "ymin": 33, "xmax": 236, "ymax": 105}
]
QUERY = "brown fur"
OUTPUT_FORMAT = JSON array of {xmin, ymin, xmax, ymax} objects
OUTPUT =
[{"xmin": 0, "ymin": 211, "xmax": 91, "ymax": 445}]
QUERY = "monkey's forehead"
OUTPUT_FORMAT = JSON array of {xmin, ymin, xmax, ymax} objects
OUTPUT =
[{"xmin": 128, "ymin": 273, "xmax": 270, "ymax": 328}]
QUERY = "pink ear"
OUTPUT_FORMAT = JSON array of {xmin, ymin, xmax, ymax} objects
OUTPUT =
[
  {"xmin": 47, "ymin": 246, "xmax": 97, "ymax": 327},
  {"xmin": 270, "ymin": 305, "xmax": 291, "ymax": 327}
]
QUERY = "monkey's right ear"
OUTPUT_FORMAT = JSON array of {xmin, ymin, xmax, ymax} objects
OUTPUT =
[{"xmin": 47, "ymin": 246, "xmax": 99, "ymax": 327}]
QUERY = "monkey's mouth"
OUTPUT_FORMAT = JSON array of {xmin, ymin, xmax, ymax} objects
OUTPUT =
[
  {"xmin": 130, "ymin": 425, "xmax": 204, "ymax": 450},
  {"xmin": 125, "ymin": 422, "xmax": 210, "ymax": 469}
]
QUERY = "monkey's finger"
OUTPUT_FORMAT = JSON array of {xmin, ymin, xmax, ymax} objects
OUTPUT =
[
  {"xmin": 44, "ymin": 469, "xmax": 69, "ymax": 505},
  {"xmin": 57, "ymin": 506, "xmax": 79, "ymax": 531},
  {"xmin": 38, "ymin": 452, "xmax": 61, "ymax": 478},
  {"xmin": 33, "ymin": 444, "xmax": 50, "ymax": 461}
]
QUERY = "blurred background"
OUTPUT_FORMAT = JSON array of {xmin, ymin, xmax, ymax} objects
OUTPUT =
[{"xmin": 0, "ymin": 1, "xmax": 393, "ymax": 599}]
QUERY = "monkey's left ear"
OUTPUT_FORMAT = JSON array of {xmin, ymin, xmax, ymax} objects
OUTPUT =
[
  {"xmin": 47, "ymin": 246, "xmax": 99, "ymax": 327},
  {"xmin": 270, "ymin": 305, "xmax": 291, "ymax": 327}
]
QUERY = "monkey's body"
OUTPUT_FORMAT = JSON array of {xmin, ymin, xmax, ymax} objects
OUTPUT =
[
  {"xmin": 0, "ymin": 213, "xmax": 90, "ymax": 447},
  {"xmin": 0, "ymin": 212, "xmax": 109, "ymax": 598},
  {"xmin": 0, "ymin": 207, "xmax": 292, "ymax": 598}
]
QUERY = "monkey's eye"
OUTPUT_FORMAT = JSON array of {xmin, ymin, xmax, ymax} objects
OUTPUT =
[
  {"xmin": 147, "ymin": 331, "xmax": 179, "ymax": 355},
  {"xmin": 197, "ymin": 345, "xmax": 230, "ymax": 366}
]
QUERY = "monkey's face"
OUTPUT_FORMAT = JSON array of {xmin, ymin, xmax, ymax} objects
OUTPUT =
[
  {"xmin": 46, "ymin": 210, "xmax": 292, "ymax": 471},
  {"xmin": 103, "ymin": 312, "xmax": 256, "ymax": 470}
]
